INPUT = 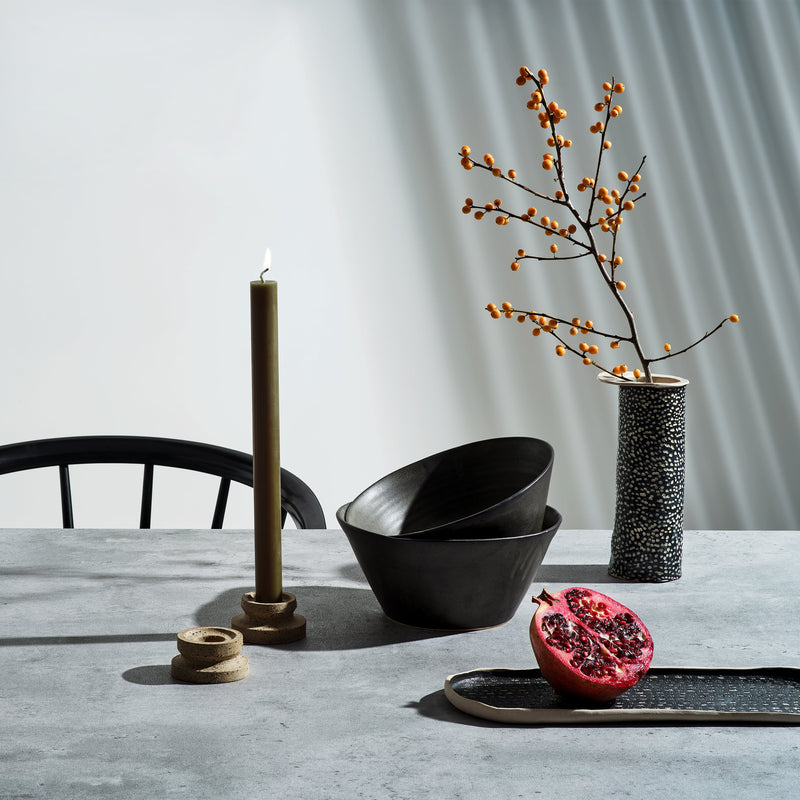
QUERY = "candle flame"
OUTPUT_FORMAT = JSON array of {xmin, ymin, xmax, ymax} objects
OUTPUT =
[{"xmin": 260, "ymin": 248, "xmax": 272, "ymax": 281}]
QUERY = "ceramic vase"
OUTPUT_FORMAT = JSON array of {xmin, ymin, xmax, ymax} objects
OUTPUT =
[{"xmin": 598, "ymin": 372, "xmax": 688, "ymax": 582}]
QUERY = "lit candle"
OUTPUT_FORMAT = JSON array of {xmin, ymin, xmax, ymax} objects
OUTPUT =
[{"xmin": 250, "ymin": 248, "xmax": 282, "ymax": 602}]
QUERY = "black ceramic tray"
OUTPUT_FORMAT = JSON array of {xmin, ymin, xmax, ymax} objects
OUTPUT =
[{"xmin": 444, "ymin": 667, "xmax": 800, "ymax": 724}]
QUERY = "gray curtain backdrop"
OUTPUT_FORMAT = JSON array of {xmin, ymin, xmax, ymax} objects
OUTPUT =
[{"xmin": 1, "ymin": 0, "xmax": 797, "ymax": 530}]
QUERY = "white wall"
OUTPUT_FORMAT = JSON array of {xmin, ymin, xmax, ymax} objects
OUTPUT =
[{"xmin": 1, "ymin": 0, "xmax": 798, "ymax": 530}]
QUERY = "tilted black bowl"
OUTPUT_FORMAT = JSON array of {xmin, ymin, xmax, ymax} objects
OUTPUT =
[
  {"xmin": 337, "ymin": 503, "xmax": 562, "ymax": 630},
  {"xmin": 344, "ymin": 437, "xmax": 554, "ymax": 540}
]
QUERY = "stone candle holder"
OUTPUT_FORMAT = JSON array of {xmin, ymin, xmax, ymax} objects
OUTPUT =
[{"xmin": 171, "ymin": 627, "xmax": 249, "ymax": 684}]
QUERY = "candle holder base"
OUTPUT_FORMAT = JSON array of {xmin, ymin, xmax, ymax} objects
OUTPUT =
[
  {"xmin": 170, "ymin": 627, "xmax": 249, "ymax": 684},
  {"xmin": 231, "ymin": 591, "xmax": 307, "ymax": 644}
]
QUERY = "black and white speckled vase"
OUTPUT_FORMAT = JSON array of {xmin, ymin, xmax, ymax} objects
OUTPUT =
[{"xmin": 598, "ymin": 372, "xmax": 689, "ymax": 582}]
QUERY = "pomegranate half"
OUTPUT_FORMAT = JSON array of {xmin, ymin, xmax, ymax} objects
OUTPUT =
[{"xmin": 529, "ymin": 586, "xmax": 653, "ymax": 702}]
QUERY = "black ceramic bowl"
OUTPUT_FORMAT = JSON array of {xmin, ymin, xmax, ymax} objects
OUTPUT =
[
  {"xmin": 344, "ymin": 437, "xmax": 553, "ymax": 540},
  {"xmin": 337, "ymin": 503, "xmax": 562, "ymax": 630}
]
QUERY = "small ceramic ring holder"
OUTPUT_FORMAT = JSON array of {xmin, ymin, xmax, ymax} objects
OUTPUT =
[
  {"xmin": 171, "ymin": 627, "xmax": 249, "ymax": 683},
  {"xmin": 231, "ymin": 591, "xmax": 306, "ymax": 644}
]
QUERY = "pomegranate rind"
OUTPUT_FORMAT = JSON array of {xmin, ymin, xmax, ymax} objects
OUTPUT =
[{"xmin": 529, "ymin": 586, "xmax": 653, "ymax": 702}]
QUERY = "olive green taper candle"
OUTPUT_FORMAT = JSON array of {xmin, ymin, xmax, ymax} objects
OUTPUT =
[{"xmin": 250, "ymin": 278, "xmax": 282, "ymax": 603}]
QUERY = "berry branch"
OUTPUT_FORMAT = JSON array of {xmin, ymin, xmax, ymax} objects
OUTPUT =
[{"xmin": 459, "ymin": 67, "xmax": 738, "ymax": 382}]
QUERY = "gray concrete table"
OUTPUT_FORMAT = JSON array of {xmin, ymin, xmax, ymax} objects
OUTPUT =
[{"xmin": 1, "ymin": 527, "xmax": 797, "ymax": 799}]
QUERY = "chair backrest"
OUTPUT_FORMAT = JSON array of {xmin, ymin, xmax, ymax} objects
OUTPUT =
[{"xmin": 0, "ymin": 436, "xmax": 326, "ymax": 530}]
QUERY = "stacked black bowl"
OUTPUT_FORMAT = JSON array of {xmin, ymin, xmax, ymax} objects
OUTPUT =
[{"xmin": 337, "ymin": 437, "xmax": 560, "ymax": 630}]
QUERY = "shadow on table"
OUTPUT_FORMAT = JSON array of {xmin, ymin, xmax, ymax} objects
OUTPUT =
[
  {"xmin": 193, "ymin": 585, "xmax": 460, "ymax": 651},
  {"xmin": 535, "ymin": 563, "xmax": 622, "ymax": 584}
]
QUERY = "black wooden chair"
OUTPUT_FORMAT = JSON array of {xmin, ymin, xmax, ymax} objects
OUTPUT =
[{"xmin": 0, "ymin": 435, "xmax": 326, "ymax": 530}]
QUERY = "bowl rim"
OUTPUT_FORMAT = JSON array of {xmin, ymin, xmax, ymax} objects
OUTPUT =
[
  {"xmin": 344, "ymin": 436, "xmax": 554, "ymax": 538},
  {"xmin": 337, "ymin": 502, "xmax": 562, "ymax": 544}
]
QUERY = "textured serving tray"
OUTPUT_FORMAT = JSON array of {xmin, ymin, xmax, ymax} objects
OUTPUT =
[{"xmin": 444, "ymin": 667, "xmax": 800, "ymax": 724}]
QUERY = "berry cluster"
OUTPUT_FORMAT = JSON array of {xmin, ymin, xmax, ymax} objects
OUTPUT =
[{"xmin": 459, "ymin": 67, "xmax": 738, "ymax": 381}]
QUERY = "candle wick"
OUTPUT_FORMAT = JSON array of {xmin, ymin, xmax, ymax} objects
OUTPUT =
[{"xmin": 259, "ymin": 266, "xmax": 269, "ymax": 282}]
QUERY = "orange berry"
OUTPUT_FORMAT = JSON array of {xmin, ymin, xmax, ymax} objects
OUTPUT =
[
  {"xmin": 461, "ymin": 205, "xmax": 471, "ymax": 214},
  {"xmin": 632, "ymin": 173, "xmax": 641, "ymax": 182},
  {"xmin": 630, "ymin": 183, "xmax": 640, "ymax": 192},
  {"xmin": 527, "ymin": 207, "xmax": 537, "ymax": 217},
  {"xmin": 614, "ymin": 82, "xmax": 625, "ymax": 93},
  {"xmin": 610, "ymin": 340, "xmax": 620, "ymax": 349},
  {"xmin": 614, "ymin": 256, "xmax": 623, "ymax": 265},
  {"xmin": 550, "ymin": 243, "xmax": 558, "ymax": 253},
  {"xmin": 620, "ymin": 364, "xmax": 627, "ymax": 373},
  {"xmin": 594, "ymin": 102, "xmax": 605, "ymax": 112},
  {"xmin": 570, "ymin": 327, "xmax": 578, "ymax": 336},
  {"xmin": 516, "ymin": 75, "xmax": 527, "ymax": 86},
  {"xmin": 540, "ymin": 216, "xmax": 550, "ymax": 227},
  {"xmin": 664, "ymin": 343, "xmax": 672, "ymax": 352},
  {"xmin": 517, "ymin": 249, "xmax": 526, "ymax": 257},
  {"xmin": 568, "ymin": 224, "xmax": 577, "ymax": 234},
  {"xmin": 542, "ymin": 161, "xmax": 553, "ymax": 170},
  {"xmin": 492, "ymin": 167, "xmax": 501, "ymax": 176},
  {"xmin": 579, "ymin": 342, "xmax": 589, "ymax": 352},
  {"xmin": 611, "ymin": 105, "xmax": 622, "ymax": 117},
  {"xmin": 577, "ymin": 184, "xmax": 587, "ymax": 192},
  {"xmin": 486, "ymin": 303, "xmax": 497, "ymax": 310},
  {"xmin": 555, "ymin": 345, "xmax": 566, "ymax": 357},
  {"xmin": 484, "ymin": 153, "xmax": 495, "ymax": 166},
  {"xmin": 461, "ymin": 158, "xmax": 472, "ymax": 169},
  {"xmin": 564, "ymin": 139, "xmax": 572, "ymax": 147},
  {"xmin": 538, "ymin": 69, "xmax": 549, "ymax": 84},
  {"xmin": 508, "ymin": 169, "xmax": 517, "ymax": 178},
  {"xmin": 729, "ymin": 314, "xmax": 739, "ymax": 323},
  {"xmin": 504, "ymin": 311, "xmax": 513, "ymax": 318},
  {"xmin": 616, "ymin": 281, "xmax": 626, "ymax": 291},
  {"xmin": 613, "ymin": 365, "xmax": 621, "ymax": 375},
  {"xmin": 473, "ymin": 211, "xmax": 484, "ymax": 219},
  {"xmin": 461, "ymin": 145, "xmax": 471, "ymax": 156},
  {"xmin": 623, "ymin": 200, "xmax": 634, "ymax": 210},
  {"xmin": 618, "ymin": 171, "xmax": 628, "ymax": 182},
  {"xmin": 602, "ymin": 82, "xmax": 612, "ymax": 91},
  {"xmin": 532, "ymin": 327, "xmax": 541, "ymax": 336},
  {"xmin": 501, "ymin": 301, "xmax": 513, "ymax": 310},
  {"xmin": 572, "ymin": 317, "xmax": 581, "ymax": 326},
  {"xmin": 583, "ymin": 357, "xmax": 592, "ymax": 365},
  {"xmin": 511, "ymin": 261, "xmax": 520, "ymax": 271},
  {"xmin": 598, "ymin": 254, "xmax": 607, "ymax": 262},
  {"xmin": 517, "ymin": 314, "xmax": 526, "ymax": 323},
  {"xmin": 633, "ymin": 369, "xmax": 642, "ymax": 378},
  {"xmin": 490, "ymin": 309, "xmax": 501, "ymax": 319},
  {"xmin": 588, "ymin": 345, "xmax": 599, "ymax": 355},
  {"xmin": 603, "ymin": 141, "xmax": 612, "ymax": 149},
  {"xmin": 585, "ymin": 320, "xmax": 594, "ymax": 329}
]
